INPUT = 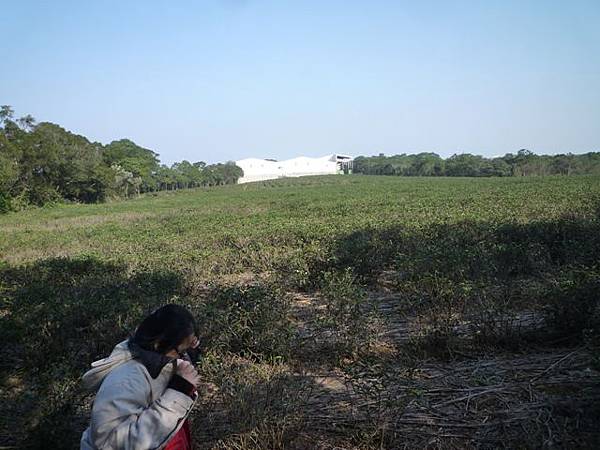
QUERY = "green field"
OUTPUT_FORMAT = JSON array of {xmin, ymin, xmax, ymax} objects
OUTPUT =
[
  {"xmin": 1, "ymin": 175, "xmax": 600, "ymax": 449},
  {"xmin": 2, "ymin": 175, "xmax": 598, "ymax": 269}
]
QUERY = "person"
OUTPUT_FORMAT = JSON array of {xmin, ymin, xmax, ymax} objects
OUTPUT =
[{"xmin": 80, "ymin": 304, "xmax": 202, "ymax": 450}]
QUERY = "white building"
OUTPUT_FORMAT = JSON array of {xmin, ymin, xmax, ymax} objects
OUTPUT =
[{"xmin": 236, "ymin": 154, "xmax": 353, "ymax": 184}]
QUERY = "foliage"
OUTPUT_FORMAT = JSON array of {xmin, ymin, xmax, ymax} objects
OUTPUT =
[
  {"xmin": 103, "ymin": 138, "xmax": 160, "ymax": 193},
  {"xmin": 543, "ymin": 268, "xmax": 600, "ymax": 337},
  {"xmin": 0, "ymin": 106, "xmax": 244, "ymax": 210},
  {"xmin": 314, "ymin": 269, "xmax": 381, "ymax": 356},
  {"xmin": 195, "ymin": 283, "xmax": 295, "ymax": 360},
  {"xmin": 354, "ymin": 149, "xmax": 600, "ymax": 177}
]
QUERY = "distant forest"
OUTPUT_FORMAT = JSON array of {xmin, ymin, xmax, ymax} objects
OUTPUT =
[
  {"xmin": 353, "ymin": 151, "xmax": 600, "ymax": 177},
  {"xmin": 0, "ymin": 106, "xmax": 243, "ymax": 212},
  {"xmin": 2, "ymin": 105, "xmax": 599, "ymax": 212}
]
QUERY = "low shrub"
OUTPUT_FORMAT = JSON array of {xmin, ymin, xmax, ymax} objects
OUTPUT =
[
  {"xmin": 195, "ymin": 283, "xmax": 295, "ymax": 360},
  {"xmin": 543, "ymin": 268, "xmax": 600, "ymax": 338},
  {"xmin": 313, "ymin": 269, "xmax": 382, "ymax": 357},
  {"xmin": 194, "ymin": 353, "xmax": 311, "ymax": 447}
]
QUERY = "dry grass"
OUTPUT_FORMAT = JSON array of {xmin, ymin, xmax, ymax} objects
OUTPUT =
[
  {"xmin": 185, "ymin": 288, "xmax": 600, "ymax": 449},
  {"xmin": 0, "ymin": 210, "xmax": 156, "ymax": 233},
  {"xmin": 2, "ymin": 291, "xmax": 599, "ymax": 449}
]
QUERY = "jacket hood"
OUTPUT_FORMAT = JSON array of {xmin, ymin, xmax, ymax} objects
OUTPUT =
[
  {"xmin": 82, "ymin": 339, "xmax": 133, "ymax": 392},
  {"xmin": 81, "ymin": 338, "xmax": 175, "ymax": 392},
  {"xmin": 128, "ymin": 340, "xmax": 175, "ymax": 379}
]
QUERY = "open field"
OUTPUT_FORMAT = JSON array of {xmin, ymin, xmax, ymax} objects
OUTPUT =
[{"xmin": 1, "ymin": 175, "xmax": 600, "ymax": 449}]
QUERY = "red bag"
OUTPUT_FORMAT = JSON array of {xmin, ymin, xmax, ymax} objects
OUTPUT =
[{"xmin": 164, "ymin": 419, "xmax": 192, "ymax": 450}]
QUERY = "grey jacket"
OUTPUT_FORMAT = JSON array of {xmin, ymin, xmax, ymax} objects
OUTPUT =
[{"xmin": 80, "ymin": 339, "xmax": 196, "ymax": 450}]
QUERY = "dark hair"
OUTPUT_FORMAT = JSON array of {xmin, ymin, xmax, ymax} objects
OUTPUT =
[{"xmin": 131, "ymin": 304, "xmax": 197, "ymax": 354}]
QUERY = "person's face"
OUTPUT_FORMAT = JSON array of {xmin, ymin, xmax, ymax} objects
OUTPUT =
[{"xmin": 176, "ymin": 333, "xmax": 199, "ymax": 355}]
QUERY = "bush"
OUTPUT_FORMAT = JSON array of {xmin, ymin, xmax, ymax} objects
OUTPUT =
[
  {"xmin": 402, "ymin": 274, "xmax": 469, "ymax": 358},
  {"xmin": 195, "ymin": 283, "xmax": 295, "ymax": 360},
  {"xmin": 314, "ymin": 269, "xmax": 382, "ymax": 356},
  {"xmin": 0, "ymin": 191, "xmax": 12, "ymax": 213},
  {"xmin": 543, "ymin": 268, "xmax": 600, "ymax": 338},
  {"xmin": 330, "ymin": 228, "xmax": 404, "ymax": 284}
]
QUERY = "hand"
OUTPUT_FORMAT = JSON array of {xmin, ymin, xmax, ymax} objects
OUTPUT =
[
  {"xmin": 186, "ymin": 346, "xmax": 202, "ymax": 365},
  {"xmin": 175, "ymin": 359, "xmax": 200, "ymax": 388}
]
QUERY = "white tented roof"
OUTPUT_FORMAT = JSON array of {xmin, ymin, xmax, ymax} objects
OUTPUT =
[{"xmin": 235, "ymin": 154, "xmax": 353, "ymax": 183}]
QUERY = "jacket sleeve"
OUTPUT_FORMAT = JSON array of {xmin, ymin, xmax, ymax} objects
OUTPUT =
[{"xmin": 88, "ymin": 369, "xmax": 195, "ymax": 450}]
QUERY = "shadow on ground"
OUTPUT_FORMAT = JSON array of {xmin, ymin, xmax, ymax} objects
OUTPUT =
[{"xmin": 0, "ymin": 256, "xmax": 184, "ymax": 449}]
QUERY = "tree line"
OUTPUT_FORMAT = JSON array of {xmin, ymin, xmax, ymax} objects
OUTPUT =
[
  {"xmin": 0, "ymin": 106, "xmax": 243, "ymax": 212},
  {"xmin": 3, "ymin": 105, "xmax": 599, "ymax": 213},
  {"xmin": 353, "ymin": 151, "xmax": 600, "ymax": 177}
]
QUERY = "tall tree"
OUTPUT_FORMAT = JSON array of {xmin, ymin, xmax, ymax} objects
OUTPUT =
[{"xmin": 103, "ymin": 139, "xmax": 160, "ymax": 192}]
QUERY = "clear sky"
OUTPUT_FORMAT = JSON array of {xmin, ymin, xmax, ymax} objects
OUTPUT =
[{"xmin": 2, "ymin": 0, "xmax": 599, "ymax": 165}]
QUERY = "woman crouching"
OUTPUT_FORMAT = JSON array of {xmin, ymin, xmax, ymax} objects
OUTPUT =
[{"xmin": 80, "ymin": 304, "xmax": 201, "ymax": 450}]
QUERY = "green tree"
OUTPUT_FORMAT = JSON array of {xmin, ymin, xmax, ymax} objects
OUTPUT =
[
  {"xmin": 0, "ymin": 133, "xmax": 20, "ymax": 211},
  {"xmin": 24, "ymin": 123, "xmax": 112, "ymax": 203},
  {"xmin": 103, "ymin": 139, "xmax": 160, "ymax": 192},
  {"xmin": 0, "ymin": 105, "xmax": 15, "ymax": 122},
  {"xmin": 445, "ymin": 153, "xmax": 486, "ymax": 176}
]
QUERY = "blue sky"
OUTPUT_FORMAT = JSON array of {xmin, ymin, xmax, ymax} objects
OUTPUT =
[{"xmin": 2, "ymin": 0, "xmax": 599, "ymax": 164}]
